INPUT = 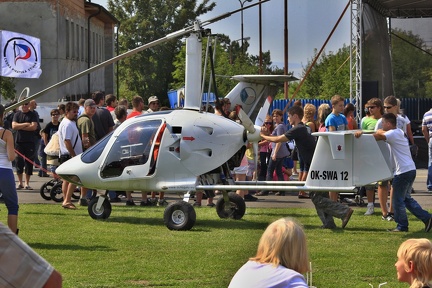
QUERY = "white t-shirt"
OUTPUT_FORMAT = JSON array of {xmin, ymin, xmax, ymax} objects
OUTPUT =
[
  {"xmin": 384, "ymin": 128, "xmax": 416, "ymax": 175},
  {"xmin": 228, "ymin": 261, "xmax": 308, "ymax": 288},
  {"xmin": 58, "ymin": 117, "xmax": 83, "ymax": 156},
  {"xmin": 375, "ymin": 114, "xmax": 410, "ymax": 133}
]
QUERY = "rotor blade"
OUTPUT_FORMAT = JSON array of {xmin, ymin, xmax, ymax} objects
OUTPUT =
[{"xmin": 236, "ymin": 106, "xmax": 255, "ymax": 134}]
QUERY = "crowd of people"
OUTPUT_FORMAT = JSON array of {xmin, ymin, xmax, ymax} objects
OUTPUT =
[{"xmin": 2, "ymin": 92, "xmax": 432, "ymax": 286}]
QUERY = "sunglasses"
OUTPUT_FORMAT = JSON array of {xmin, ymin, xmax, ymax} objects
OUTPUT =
[
  {"xmin": 23, "ymin": 103, "xmax": 29, "ymax": 106},
  {"xmin": 264, "ymin": 122, "xmax": 272, "ymax": 125},
  {"xmin": 51, "ymin": 114, "xmax": 59, "ymax": 116},
  {"xmin": 384, "ymin": 106, "xmax": 393, "ymax": 109},
  {"xmin": 367, "ymin": 106, "xmax": 376, "ymax": 109}
]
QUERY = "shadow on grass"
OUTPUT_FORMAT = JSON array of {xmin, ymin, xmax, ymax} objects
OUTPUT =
[
  {"xmin": 107, "ymin": 216, "xmax": 272, "ymax": 231},
  {"xmin": 28, "ymin": 242, "xmax": 115, "ymax": 251}
]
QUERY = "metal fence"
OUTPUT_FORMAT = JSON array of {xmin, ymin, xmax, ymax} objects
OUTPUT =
[{"xmin": 270, "ymin": 98, "xmax": 432, "ymax": 125}]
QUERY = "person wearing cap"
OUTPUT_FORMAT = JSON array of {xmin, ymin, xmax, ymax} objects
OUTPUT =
[
  {"xmin": 146, "ymin": 96, "xmax": 160, "ymax": 113},
  {"xmin": 145, "ymin": 95, "xmax": 168, "ymax": 206},
  {"xmin": 76, "ymin": 99, "xmax": 98, "ymax": 206}
]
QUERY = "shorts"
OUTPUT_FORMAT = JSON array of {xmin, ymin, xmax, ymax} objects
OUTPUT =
[
  {"xmin": 233, "ymin": 166, "xmax": 248, "ymax": 175},
  {"xmin": 283, "ymin": 157, "xmax": 294, "ymax": 169}
]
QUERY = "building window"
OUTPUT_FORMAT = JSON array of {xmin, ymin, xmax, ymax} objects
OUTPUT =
[
  {"xmin": 81, "ymin": 26, "xmax": 85, "ymax": 61},
  {"xmin": 65, "ymin": 19, "xmax": 70, "ymax": 59}
]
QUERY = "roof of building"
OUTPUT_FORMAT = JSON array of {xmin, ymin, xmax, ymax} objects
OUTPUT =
[
  {"xmin": 365, "ymin": 0, "xmax": 432, "ymax": 18},
  {"xmin": 85, "ymin": 2, "xmax": 119, "ymax": 24}
]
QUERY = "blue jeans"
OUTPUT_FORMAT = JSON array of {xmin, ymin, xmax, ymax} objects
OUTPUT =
[
  {"xmin": 266, "ymin": 157, "xmax": 285, "ymax": 181},
  {"xmin": 428, "ymin": 140, "xmax": 432, "ymax": 190},
  {"xmin": 392, "ymin": 170, "xmax": 431, "ymax": 231}
]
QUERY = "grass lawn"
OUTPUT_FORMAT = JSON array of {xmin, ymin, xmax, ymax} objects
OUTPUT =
[{"xmin": 15, "ymin": 203, "xmax": 430, "ymax": 287}]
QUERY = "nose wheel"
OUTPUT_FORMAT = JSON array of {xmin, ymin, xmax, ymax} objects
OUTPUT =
[
  {"xmin": 163, "ymin": 201, "xmax": 196, "ymax": 230},
  {"xmin": 88, "ymin": 196, "xmax": 112, "ymax": 220}
]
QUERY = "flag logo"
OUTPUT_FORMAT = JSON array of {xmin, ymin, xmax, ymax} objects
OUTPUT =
[{"xmin": 1, "ymin": 30, "xmax": 41, "ymax": 78}]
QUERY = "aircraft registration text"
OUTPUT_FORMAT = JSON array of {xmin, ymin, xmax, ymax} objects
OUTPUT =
[{"xmin": 310, "ymin": 170, "xmax": 349, "ymax": 181}]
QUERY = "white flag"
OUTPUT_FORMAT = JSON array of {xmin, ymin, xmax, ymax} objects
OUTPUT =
[{"xmin": 1, "ymin": 30, "xmax": 42, "ymax": 78}]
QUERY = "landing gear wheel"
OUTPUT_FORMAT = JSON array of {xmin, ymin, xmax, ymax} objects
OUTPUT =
[
  {"xmin": 163, "ymin": 201, "xmax": 196, "ymax": 231},
  {"xmin": 50, "ymin": 183, "xmax": 64, "ymax": 202},
  {"xmin": 216, "ymin": 192, "xmax": 246, "ymax": 220},
  {"xmin": 88, "ymin": 197, "xmax": 112, "ymax": 220},
  {"xmin": 40, "ymin": 182, "xmax": 55, "ymax": 200}
]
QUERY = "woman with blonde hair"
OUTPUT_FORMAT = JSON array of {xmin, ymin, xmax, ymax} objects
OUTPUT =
[
  {"xmin": 396, "ymin": 238, "xmax": 432, "ymax": 288},
  {"xmin": 317, "ymin": 103, "xmax": 331, "ymax": 132},
  {"xmin": 302, "ymin": 103, "xmax": 317, "ymax": 133},
  {"xmin": 229, "ymin": 218, "xmax": 309, "ymax": 287}
]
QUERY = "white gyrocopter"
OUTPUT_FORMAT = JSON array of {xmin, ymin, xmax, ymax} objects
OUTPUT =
[{"xmin": 8, "ymin": 2, "xmax": 394, "ymax": 230}]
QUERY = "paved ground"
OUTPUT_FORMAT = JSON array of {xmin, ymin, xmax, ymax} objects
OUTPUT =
[{"xmin": 14, "ymin": 168, "xmax": 432, "ymax": 211}]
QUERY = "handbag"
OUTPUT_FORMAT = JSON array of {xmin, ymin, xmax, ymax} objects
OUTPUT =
[{"xmin": 44, "ymin": 132, "xmax": 60, "ymax": 156}]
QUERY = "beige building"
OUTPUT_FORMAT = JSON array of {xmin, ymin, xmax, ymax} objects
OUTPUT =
[{"xmin": 0, "ymin": 0, "xmax": 119, "ymax": 102}]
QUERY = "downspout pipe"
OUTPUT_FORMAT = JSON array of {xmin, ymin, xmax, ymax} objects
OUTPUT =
[
  {"xmin": 87, "ymin": 6, "xmax": 101, "ymax": 97},
  {"xmin": 116, "ymin": 22, "xmax": 120, "ymax": 98}
]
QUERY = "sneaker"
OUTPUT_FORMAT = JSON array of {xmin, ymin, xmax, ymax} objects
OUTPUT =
[
  {"xmin": 425, "ymin": 217, "xmax": 432, "ymax": 232},
  {"xmin": 148, "ymin": 198, "xmax": 158, "ymax": 206},
  {"xmin": 342, "ymin": 208, "xmax": 354, "ymax": 229},
  {"xmin": 388, "ymin": 228, "xmax": 406, "ymax": 232},
  {"xmin": 158, "ymin": 199, "xmax": 168, "ymax": 206},
  {"xmin": 140, "ymin": 200, "xmax": 152, "ymax": 206},
  {"xmin": 244, "ymin": 194, "xmax": 258, "ymax": 201},
  {"xmin": 79, "ymin": 198, "xmax": 88, "ymax": 206},
  {"xmin": 193, "ymin": 202, "xmax": 201, "ymax": 207},
  {"xmin": 207, "ymin": 203, "xmax": 215, "ymax": 207},
  {"xmin": 381, "ymin": 213, "xmax": 394, "ymax": 221},
  {"xmin": 126, "ymin": 200, "xmax": 136, "ymax": 206},
  {"xmin": 364, "ymin": 205, "xmax": 374, "ymax": 216}
]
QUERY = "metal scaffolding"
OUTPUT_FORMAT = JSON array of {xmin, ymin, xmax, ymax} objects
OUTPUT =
[{"xmin": 350, "ymin": 0, "xmax": 362, "ymax": 123}]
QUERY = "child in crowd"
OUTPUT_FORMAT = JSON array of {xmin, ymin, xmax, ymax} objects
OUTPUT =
[
  {"xmin": 229, "ymin": 218, "xmax": 310, "ymax": 288},
  {"xmin": 395, "ymin": 238, "xmax": 432, "ymax": 288}
]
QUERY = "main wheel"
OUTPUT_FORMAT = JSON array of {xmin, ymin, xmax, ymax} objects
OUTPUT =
[
  {"xmin": 88, "ymin": 197, "xmax": 112, "ymax": 220},
  {"xmin": 50, "ymin": 183, "xmax": 64, "ymax": 202},
  {"xmin": 40, "ymin": 181, "xmax": 55, "ymax": 200},
  {"xmin": 163, "ymin": 201, "xmax": 196, "ymax": 231},
  {"xmin": 216, "ymin": 192, "xmax": 246, "ymax": 220}
]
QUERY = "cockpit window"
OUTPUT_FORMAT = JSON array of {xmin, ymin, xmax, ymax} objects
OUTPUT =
[
  {"xmin": 100, "ymin": 120, "xmax": 162, "ymax": 178},
  {"xmin": 81, "ymin": 131, "xmax": 112, "ymax": 164}
]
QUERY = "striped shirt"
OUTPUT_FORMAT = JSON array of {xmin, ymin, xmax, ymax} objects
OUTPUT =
[{"xmin": 422, "ymin": 109, "xmax": 432, "ymax": 135}]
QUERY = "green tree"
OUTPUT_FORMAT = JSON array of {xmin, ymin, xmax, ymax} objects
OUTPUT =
[
  {"xmin": 0, "ymin": 77, "xmax": 16, "ymax": 101},
  {"xmin": 296, "ymin": 45, "xmax": 350, "ymax": 100},
  {"xmin": 391, "ymin": 28, "xmax": 432, "ymax": 98},
  {"xmin": 108, "ymin": 0, "xmax": 216, "ymax": 104},
  {"xmin": 171, "ymin": 35, "xmax": 285, "ymax": 98}
]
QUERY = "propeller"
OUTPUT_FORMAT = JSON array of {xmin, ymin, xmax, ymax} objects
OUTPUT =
[{"xmin": 236, "ymin": 106, "xmax": 261, "ymax": 180}]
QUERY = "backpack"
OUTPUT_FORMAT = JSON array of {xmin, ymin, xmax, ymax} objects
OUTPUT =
[{"xmin": 44, "ymin": 132, "xmax": 60, "ymax": 156}]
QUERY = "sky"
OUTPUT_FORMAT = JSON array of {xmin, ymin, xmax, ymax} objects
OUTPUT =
[{"xmin": 90, "ymin": 0, "xmax": 351, "ymax": 77}]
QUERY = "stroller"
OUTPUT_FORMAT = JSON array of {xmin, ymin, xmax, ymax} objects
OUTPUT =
[{"xmin": 39, "ymin": 177, "xmax": 95, "ymax": 202}]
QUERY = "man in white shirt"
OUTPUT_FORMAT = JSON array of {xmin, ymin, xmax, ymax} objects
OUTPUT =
[{"xmin": 356, "ymin": 113, "xmax": 432, "ymax": 232}]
